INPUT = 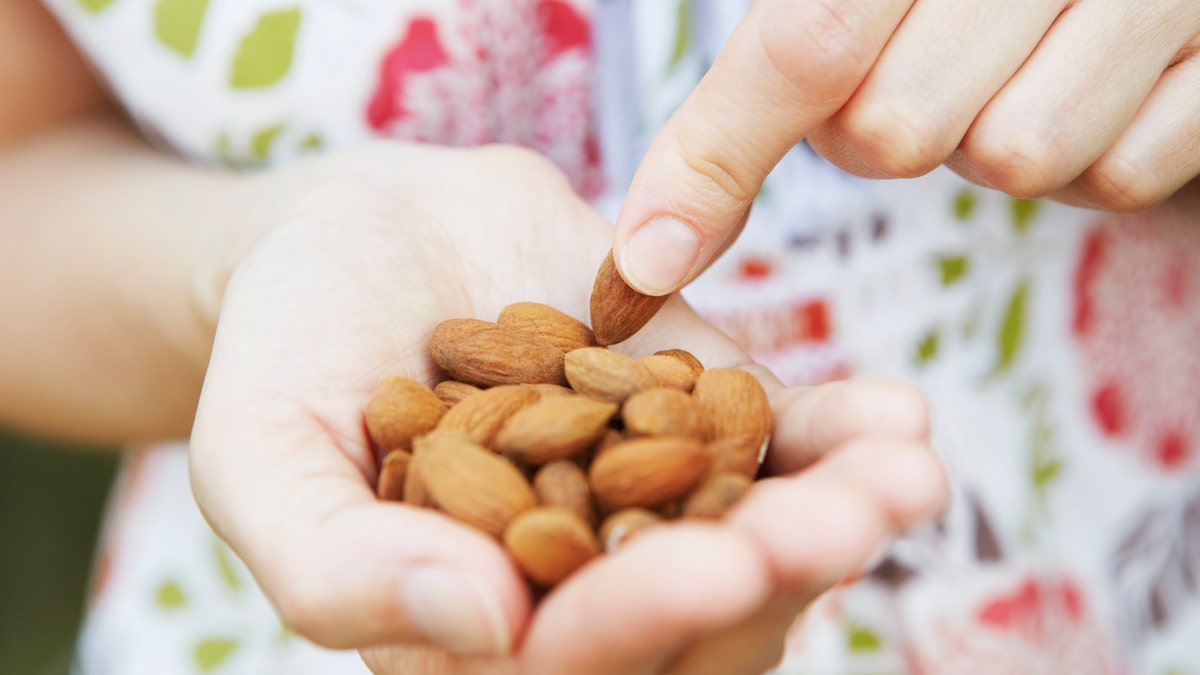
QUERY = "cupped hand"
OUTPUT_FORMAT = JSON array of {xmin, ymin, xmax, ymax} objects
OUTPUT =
[
  {"xmin": 188, "ymin": 141, "xmax": 948, "ymax": 674},
  {"xmin": 613, "ymin": 0, "xmax": 1200, "ymax": 296}
]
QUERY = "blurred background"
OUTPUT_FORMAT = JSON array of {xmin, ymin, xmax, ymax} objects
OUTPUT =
[{"xmin": 0, "ymin": 428, "xmax": 118, "ymax": 674}]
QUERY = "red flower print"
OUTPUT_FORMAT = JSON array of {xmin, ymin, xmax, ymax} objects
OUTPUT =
[
  {"xmin": 365, "ymin": 0, "xmax": 603, "ymax": 198},
  {"xmin": 1072, "ymin": 212, "xmax": 1200, "ymax": 472}
]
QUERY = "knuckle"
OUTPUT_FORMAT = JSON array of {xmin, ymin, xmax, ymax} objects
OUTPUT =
[
  {"xmin": 671, "ymin": 126, "xmax": 761, "ymax": 206},
  {"xmin": 1080, "ymin": 156, "xmax": 1172, "ymax": 212},
  {"xmin": 839, "ymin": 101, "xmax": 949, "ymax": 178},
  {"xmin": 759, "ymin": 0, "xmax": 875, "ymax": 97},
  {"xmin": 962, "ymin": 127, "xmax": 1073, "ymax": 198}
]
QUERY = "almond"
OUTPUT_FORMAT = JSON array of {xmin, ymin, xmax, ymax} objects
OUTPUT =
[
  {"xmin": 692, "ymin": 369, "xmax": 772, "ymax": 479},
  {"xmin": 681, "ymin": 472, "xmax": 753, "ymax": 519},
  {"xmin": 413, "ymin": 430, "xmax": 536, "ymax": 537},
  {"xmin": 621, "ymin": 387, "xmax": 707, "ymax": 439},
  {"xmin": 436, "ymin": 384, "xmax": 540, "ymax": 447},
  {"xmin": 403, "ymin": 455, "xmax": 432, "ymax": 507},
  {"xmin": 589, "ymin": 436, "xmax": 711, "ymax": 510},
  {"xmin": 376, "ymin": 449, "xmax": 411, "ymax": 501},
  {"xmin": 521, "ymin": 383, "xmax": 576, "ymax": 398},
  {"xmin": 364, "ymin": 377, "xmax": 446, "ymax": 457},
  {"xmin": 589, "ymin": 249, "xmax": 670, "ymax": 346},
  {"xmin": 495, "ymin": 396, "xmax": 618, "ymax": 465},
  {"xmin": 433, "ymin": 380, "xmax": 482, "ymax": 407},
  {"xmin": 533, "ymin": 459, "xmax": 597, "ymax": 528},
  {"xmin": 564, "ymin": 347, "xmax": 657, "ymax": 403},
  {"xmin": 504, "ymin": 507, "xmax": 599, "ymax": 587},
  {"xmin": 431, "ymin": 318, "xmax": 567, "ymax": 387},
  {"xmin": 708, "ymin": 437, "xmax": 763, "ymax": 480},
  {"xmin": 654, "ymin": 349, "xmax": 704, "ymax": 375},
  {"xmin": 597, "ymin": 507, "xmax": 663, "ymax": 552},
  {"xmin": 498, "ymin": 302, "xmax": 597, "ymax": 353},
  {"xmin": 638, "ymin": 354, "xmax": 699, "ymax": 392}
]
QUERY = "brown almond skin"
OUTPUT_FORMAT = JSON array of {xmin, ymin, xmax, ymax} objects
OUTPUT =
[
  {"xmin": 377, "ymin": 449, "xmax": 412, "ymax": 501},
  {"xmin": 495, "ymin": 396, "xmax": 618, "ymax": 465},
  {"xmin": 533, "ymin": 459, "xmax": 597, "ymax": 528},
  {"xmin": 504, "ymin": 507, "xmax": 599, "ymax": 587},
  {"xmin": 654, "ymin": 349, "xmax": 704, "ymax": 375},
  {"xmin": 622, "ymin": 387, "xmax": 707, "ymax": 439},
  {"xmin": 589, "ymin": 436, "xmax": 711, "ymax": 510},
  {"xmin": 598, "ymin": 507, "xmax": 663, "ymax": 552},
  {"xmin": 431, "ymin": 318, "xmax": 567, "ymax": 387},
  {"xmin": 638, "ymin": 354, "xmax": 700, "ymax": 392},
  {"xmin": 365, "ymin": 377, "xmax": 447, "ymax": 457},
  {"xmin": 413, "ymin": 430, "xmax": 536, "ymax": 537},
  {"xmin": 433, "ymin": 380, "xmax": 482, "ymax": 407},
  {"xmin": 682, "ymin": 472, "xmax": 753, "ymax": 519},
  {"xmin": 498, "ymin": 302, "xmax": 597, "ymax": 353},
  {"xmin": 403, "ymin": 450, "xmax": 432, "ymax": 507},
  {"xmin": 708, "ymin": 437, "xmax": 763, "ymax": 480},
  {"xmin": 564, "ymin": 347, "xmax": 658, "ymax": 403},
  {"xmin": 692, "ymin": 368, "xmax": 772, "ymax": 478},
  {"xmin": 590, "ymin": 249, "xmax": 670, "ymax": 346},
  {"xmin": 522, "ymin": 383, "xmax": 576, "ymax": 398},
  {"xmin": 437, "ymin": 385, "xmax": 540, "ymax": 447}
]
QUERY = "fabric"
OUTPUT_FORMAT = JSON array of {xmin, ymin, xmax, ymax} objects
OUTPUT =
[{"xmin": 43, "ymin": 0, "xmax": 1200, "ymax": 673}]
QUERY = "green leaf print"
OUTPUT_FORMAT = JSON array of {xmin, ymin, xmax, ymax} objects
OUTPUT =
[
  {"xmin": 1010, "ymin": 197, "xmax": 1040, "ymax": 234},
  {"xmin": 668, "ymin": 0, "xmax": 692, "ymax": 70},
  {"xmin": 1033, "ymin": 458, "xmax": 1062, "ymax": 490},
  {"xmin": 914, "ymin": 330, "xmax": 940, "ymax": 365},
  {"xmin": 990, "ymin": 279, "xmax": 1030, "ymax": 376},
  {"xmin": 937, "ymin": 254, "xmax": 970, "ymax": 286},
  {"xmin": 194, "ymin": 637, "xmax": 239, "ymax": 671},
  {"xmin": 846, "ymin": 623, "xmax": 882, "ymax": 652},
  {"xmin": 230, "ymin": 8, "xmax": 302, "ymax": 89},
  {"xmin": 213, "ymin": 537, "xmax": 243, "ymax": 591},
  {"xmin": 77, "ymin": 0, "xmax": 117, "ymax": 13},
  {"xmin": 155, "ymin": 580, "xmax": 187, "ymax": 609},
  {"xmin": 952, "ymin": 188, "xmax": 977, "ymax": 221},
  {"xmin": 298, "ymin": 133, "xmax": 323, "ymax": 150},
  {"xmin": 251, "ymin": 123, "xmax": 285, "ymax": 160},
  {"xmin": 154, "ymin": 0, "xmax": 209, "ymax": 58}
]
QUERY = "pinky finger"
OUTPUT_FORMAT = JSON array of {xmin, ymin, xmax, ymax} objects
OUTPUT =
[{"xmin": 1057, "ymin": 48, "xmax": 1200, "ymax": 212}]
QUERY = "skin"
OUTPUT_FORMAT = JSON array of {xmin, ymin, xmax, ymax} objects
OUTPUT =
[{"xmin": 612, "ymin": 0, "xmax": 1200, "ymax": 296}]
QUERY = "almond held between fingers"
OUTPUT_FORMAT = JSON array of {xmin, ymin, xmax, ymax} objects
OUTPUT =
[
  {"xmin": 431, "ymin": 318, "xmax": 567, "ymax": 387},
  {"xmin": 364, "ymin": 377, "xmax": 446, "ymax": 456},
  {"xmin": 377, "ymin": 449, "xmax": 412, "ymax": 501},
  {"xmin": 638, "ymin": 354, "xmax": 700, "ymax": 392},
  {"xmin": 433, "ymin": 380, "xmax": 482, "ymax": 407},
  {"xmin": 494, "ymin": 396, "xmax": 619, "ymax": 465},
  {"xmin": 621, "ymin": 387, "xmax": 707, "ymax": 439},
  {"xmin": 564, "ymin": 347, "xmax": 657, "ymax": 403},
  {"xmin": 498, "ymin": 302, "xmax": 597, "ymax": 353},
  {"xmin": 436, "ymin": 384, "xmax": 540, "ymax": 447},
  {"xmin": 533, "ymin": 459, "xmax": 597, "ymax": 528},
  {"xmin": 597, "ymin": 507, "xmax": 663, "ymax": 552},
  {"xmin": 588, "ymin": 436, "xmax": 711, "ymax": 510},
  {"xmin": 681, "ymin": 472, "xmax": 753, "ymax": 519},
  {"xmin": 504, "ymin": 507, "xmax": 600, "ymax": 587},
  {"xmin": 692, "ymin": 368, "xmax": 772, "ymax": 478},
  {"xmin": 590, "ymin": 249, "xmax": 670, "ymax": 346},
  {"xmin": 412, "ymin": 430, "xmax": 537, "ymax": 538}
]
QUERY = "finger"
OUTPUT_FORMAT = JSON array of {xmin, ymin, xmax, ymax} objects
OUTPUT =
[
  {"xmin": 516, "ymin": 524, "xmax": 772, "ymax": 675},
  {"xmin": 663, "ymin": 597, "xmax": 801, "ymax": 675},
  {"xmin": 613, "ymin": 0, "xmax": 912, "ymax": 295},
  {"xmin": 808, "ymin": 0, "xmax": 1065, "ymax": 178},
  {"xmin": 359, "ymin": 644, "xmax": 514, "ymax": 675},
  {"xmin": 1057, "ymin": 47, "xmax": 1200, "ymax": 211},
  {"xmin": 953, "ymin": 0, "xmax": 1200, "ymax": 197}
]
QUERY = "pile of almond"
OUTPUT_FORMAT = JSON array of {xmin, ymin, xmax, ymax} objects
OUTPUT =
[{"xmin": 364, "ymin": 251, "xmax": 772, "ymax": 590}]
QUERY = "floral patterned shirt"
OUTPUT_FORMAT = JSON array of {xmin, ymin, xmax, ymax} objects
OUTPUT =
[{"xmin": 44, "ymin": 0, "xmax": 1200, "ymax": 673}]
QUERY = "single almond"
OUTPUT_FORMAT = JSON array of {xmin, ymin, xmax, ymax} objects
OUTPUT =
[
  {"xmin": 598, "ymin": 507, "xmax": 663, "ymax": 552},
  {"xmin": 681, "ymin": 472, "xmax": 753, "ymax": 519},
  {"xmin": 495, "ymin": 396, "xmax": 618, "ymax": 465},
  {"xmin": 589, "ymin": 249, "xmax": 670, "ymax": 346},
  {"xmin": 364, "ymin": 377, "xmax": 447, "ymax": 457},
  {"xmin": 708, "ymin": 437, "xmax": 763, "ymax": 480},
  {"xmin": 589, "ymin": 436, "xmax": 711, "ymax": 510},
  {"xmin": 376, "ymin": 449, "xmax": 411, "ymax": 501},
  {"xmin": 521, "ymin": 383, "xmax": 576, "ymax": 398},
  {"xmin": 433, "ymin": 380, "xmax": 482, "ymax": 407},
  {"xmin": 654, "ymin": 349, "xmax": 704, "ymax": 375},
  {"xmin": 621, "ymin": 387, "xmax": 707, "ymax": 439},
  {"xmin": 431, "ymin": 318, "xmax": 567, "ymax": 387},
  {"xmin": 564, "ymin": 347, "xmax": 657, "ymax": 403},
  {"xmin": 692, "ymin": 369, "xmax": 772, "ymax": 479},
  {"xmin": 504, "ymin": 507, "xmax": 599, "ymax": 587},
  {"xmin": 413, "ymin": 430, "xmax": 536, "ymax": 537},
  {"xmin": 498, "ymin": 302, "xmax": 597, "ymax": 353},
  {"xmin": 533, "ymin": 459, "xmax": 597, "ymax": 528},
  {"xmin": 639, "ymin": 354, "xmax": 700, "ymax": 392},
  {"xmin": 436, "ymin": 385, "xmax": 540, "ymax": 447}
]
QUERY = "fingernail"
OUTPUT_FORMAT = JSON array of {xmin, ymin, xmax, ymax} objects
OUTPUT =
[
  {"xmin": 621, "ymin": 217, "xmax": 701, "ymax": 295},
  {"xmin": 400, "ymin": 566, "xmax": 511, "ymax": 655}
]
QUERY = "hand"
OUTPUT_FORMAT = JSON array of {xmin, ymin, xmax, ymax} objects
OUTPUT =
[
  {"xmin": 188, "ymin": 142, "xmax": 948, "ymax": 673},
  {"xmin": 613, "ymin": 0, "xmax": 1200, "ymax": 295}
]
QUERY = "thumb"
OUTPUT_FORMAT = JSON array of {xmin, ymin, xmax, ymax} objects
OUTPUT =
[{"xmin": 614, "ymin": 0, "xmax": 907, "ymax": 295}]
